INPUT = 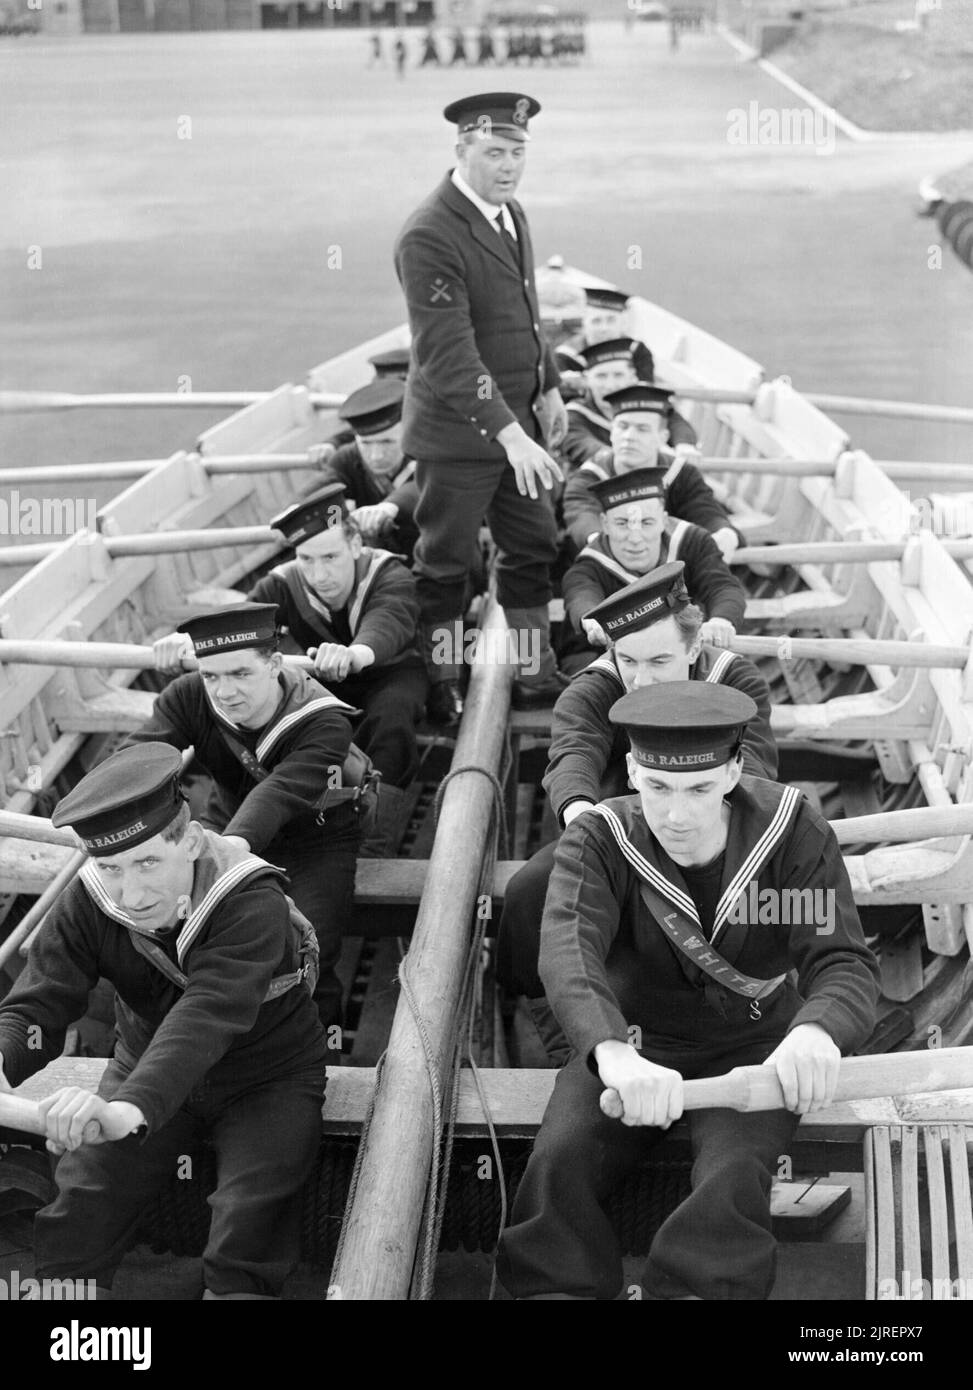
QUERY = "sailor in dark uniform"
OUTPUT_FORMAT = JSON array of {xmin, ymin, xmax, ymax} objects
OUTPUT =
[
  {"xmin": 497, "ymin": 683, "xmax": 880, "ymax": 1300},
  {"xmin": 314, "ymin": 379, "xmax": 420, "ymax": 559},
  {"xmin": 498, "ymin": 563, "xmax": 776, "ymax": 1045},
  {"xmin": 575, "ymin": 285, "xmax": 656, "ymax": 381},
  {"xmin": 0, "ymin": 744, "xmax": 328, "ymax": 1300},
  {"xmin": 561, "ymin": 468, "xmax": 746, "ymax": 671},
  {"xmin": 563, "ymin": 383, "xmax": 736, "ymax": 559},
  {"xmin": 138, "ymin": 603, "xmax": 361, "ymax": 1029},
  {"xmin": 562, "ymin": 348, "xmax": 698, "ymax": 473},
  {"xmin": 244, "ymin": 486, "xmax": 427, "ymax": 853}
]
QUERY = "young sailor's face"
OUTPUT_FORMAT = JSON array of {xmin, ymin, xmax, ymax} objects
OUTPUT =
[
  {"xmin": 610, "ymin": 412, "xmax": 665, "ymax": 470},
  {"xmin": 612, "ymin": 616, "xmax": 701, "ymax": 692},
  {"xmin": 457, "ymin": 131, "xmax": 527, "ymax": 204},
  {"xmin": 586, "ymin": 362, "xmax": 636, "ymax": 413},
  {"xmin": 628, "ymin": 758, "xmax": 741, "ymax": 866},
  {"xmin": 92, "ymin": 825, "xmax": 201, "ymax": 932},
  {"xmin": 601, "ymin": 499, "xmax": 665, "ymax": 573},
  {"xmin": 295, "ymin": 527, "xmax": 360, "ymax": 606},
  {"xmin": 356, "ymin": 424, "xmax": 404, "ymax": 478},
  {"xmin": 198, "ymin": 650, "xmax": 282, "ymax": 730},
  {"xmin": 583, "ymin": 308, "xmax": 624, "ymax": 344}
]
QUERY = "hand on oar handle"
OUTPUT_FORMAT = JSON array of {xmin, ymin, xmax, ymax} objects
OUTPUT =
[
  {"xmin": 594, "ymin": 1041, "xmax": 683, "ymax": 1129},
  {"xmin": 152, "ymin": 632, "xmax": 195, "ymax": 672},
  {"xmin": 36, "ymin": 1088, "xmax": 144, "ymax": 1155}
]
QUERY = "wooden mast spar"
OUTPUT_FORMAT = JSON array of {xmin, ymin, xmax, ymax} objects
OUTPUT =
[{"xmin": 328, "ymin": 599, "xmax": 513, "ymax": 1301}]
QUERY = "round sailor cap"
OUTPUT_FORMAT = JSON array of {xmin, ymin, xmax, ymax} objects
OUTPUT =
[
  {"xmin": 583, "ymin": 286, "xmax": 630, "ymax": 314},
  {"xmin": 584, "ymin": 561, "xmax": 690, "ymax": 638},
  {"xmin": 604, "ymin": 384, "xmax": 674, "ymax": 418},
  {"xmin": 591, "ymin": 467, "xmax": 668, "ymax": 513},
  {"xmin": 367, "ymin": 347, "xmax": 411, "ymax": 380},
  {"xmin": 52, "ymin": 743, "xmax": 186, "ymax": 854},
  {"xmin": 337, "ymin": 379, "xmax": 404, "ymax": 436},
  {"xmin": 177, "ymin": 601, "xmax": 279, "ymax": 656},
  {"xmin": 609, "ymin": 682, "xmax": 757, "ymax": 772},
  {"xmin": 444, "ymin": 91, "xmax": 540, "ymax": 139},
  {"xmin": 578, "ymin": 338, "xmax": 636, "ymax": 370},
  {"xmin": 270, "ymin": 483, "xmax": 349, "ymax": 546}
]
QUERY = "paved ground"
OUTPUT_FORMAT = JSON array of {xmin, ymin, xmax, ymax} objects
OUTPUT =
[{"xmin": 1, "ymin": 20, "xmax": 971, "ymax": 500}]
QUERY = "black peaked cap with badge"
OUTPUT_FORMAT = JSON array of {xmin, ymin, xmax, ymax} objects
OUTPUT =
[
  {"xmin": 590, "ymin": 467, "xmax": 668, "ymax": 512},
  {"xmin": 177, "ymin": 602, "xmax": 279, "ymax": 656},
  {"xmin": 443, "ymin": 91, "xmax": 540, "ymax": 139},
  {"xmin": 270, "ymin": 483, "xmax": 350, "ymax": 547},
  {"xmin": 584, "ymin": 561, "xmax": 691, "ymax": 638},
  {"xmin": 609, "ymin": 681, "xmax": 758, "ymax": 772},
  {"xmin": 52, "ymin": 743, "xmax": 186, "ymax": 854},
  {"xmin": 338, "ymin": 378, "xmax": 405, "ymax": 436}
]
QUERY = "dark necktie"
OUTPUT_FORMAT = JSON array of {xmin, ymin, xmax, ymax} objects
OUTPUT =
[{"xmin": 494, "ymin": 212, "xmax": 519, "ymax": 265}]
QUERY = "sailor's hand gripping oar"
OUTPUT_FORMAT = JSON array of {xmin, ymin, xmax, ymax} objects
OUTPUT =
[
  {"xmin": 598, "ymin": 1043, "xmax": 973, "ymax": 1124},
  {"xmin": 0, "ymin": 1062, "xmax": 143, "ymax": 1154}
]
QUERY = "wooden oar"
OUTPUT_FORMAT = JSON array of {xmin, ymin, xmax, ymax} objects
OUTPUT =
[
  {"xmin": 689, "ymin": 457, "xmax": 971, "ymax": 481},
  {"xmin": 733, "ymin": 539, "xmax": 973, "ymax": 567},
  {"xmin": 0, "ymin": 453, "xmax": 329, "ymax": 486},
  {"xmin": 832, "ymin": 803, "xmax": 973, "ymax": 845},
  {"xmin": 0, "ymin": 850, "xmax": 87, "ymax": 970},
  {"xmin": 805, "ymin": 393, "xmax": 973, "ymax": 426},
  {"xmin": 0, "ymin": 525, "xmax": 280, "ymax": 567},
  {"xmin": 0, "ymin": 1092, "xmax": 101, "ymax": 1144},
  {"xmin": 0, "ymin": 390, "xmax": 344, "ymax": 413},
  {"xmin": 600, "ymin": 1046, "xmax": 973, "ymax": 1121},
  {"xmin": 0, "ymin": 637, "xmax": 314, "ymax": 673},
  {"xmin": 728, "ymin": 634, "xmax": 970, "ymax": 671}
]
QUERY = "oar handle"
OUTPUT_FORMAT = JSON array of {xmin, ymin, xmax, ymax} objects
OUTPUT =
[
  {"xmin": 599, "ymin": 1048, "xmax": 973, "ymax": 1121},
  {"xmin": 0, "ymin": 1092, "xmax": 101, "ymax": 1144}
]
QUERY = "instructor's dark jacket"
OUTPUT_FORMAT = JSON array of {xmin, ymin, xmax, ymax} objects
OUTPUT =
[{"xmin": 393, "ymin": 171, "xmax": 559, "ymax": 462}]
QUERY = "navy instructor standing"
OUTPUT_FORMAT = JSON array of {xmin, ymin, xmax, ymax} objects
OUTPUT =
[{"xmin": 394, "ymin": 92, "xmax": 567, "ymax": 724}]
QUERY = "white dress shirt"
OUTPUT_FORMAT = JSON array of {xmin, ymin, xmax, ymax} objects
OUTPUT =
[{"xmin": 450, "ymin": 167, "xmax": 518, "ymax": 239}]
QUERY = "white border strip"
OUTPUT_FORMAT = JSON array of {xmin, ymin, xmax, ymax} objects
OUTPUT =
[{"xmin": 716, "ymin": 22, "xmax": 973, "ymax": 145}]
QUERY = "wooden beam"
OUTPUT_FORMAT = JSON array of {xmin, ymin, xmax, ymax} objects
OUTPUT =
[
  {"xmin": 0, "ymin": 390, "xmax": 344, "ymax": 414},
  {"xmin": 0, "ymin": 638, "xmax": 313, "ymax": 674},
  {"xmin": 0, "ymin": 454, "xmax": 323, "ymax": 486},
  {"xmin": 329, "ymin": 599, "xmax": 514, "ymax": 1301},
  {"xmin": 0, "ymin": 526, "xmax": 281, "ymax": 568},
  {"xmin": 729, "ymin": 634, "xmax": 969, "ymax": 671}
]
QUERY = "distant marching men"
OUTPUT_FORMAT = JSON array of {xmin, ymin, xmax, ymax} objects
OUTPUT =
[
  {"xmin": 145, "ymin": 602, "xmax": 364, "ymax": 1030},
  {"xmin": 498, "ymin": 561, "xmax": 777, "ymax": 1060},
  {"xmin": 248, "ymin": 483, "xmax": 427, "ymax": 850},
  {"xmin": 560, "ymin": 465, "xmax": 747, "ymax": 671},
  {"xmin": 497, "ymin": 681, "xmax": 880, "ymax": 1300},
  {"xmin": 419, "ymin": 26, "xmax": 441, "ymax": 66},
  {"xmin": 0, "ymin": 743, "xmax": 330, "ymax": 1300},
  {"xmin": 314, "ymin": 377, "xmax": 420, "ymax": 561}
]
